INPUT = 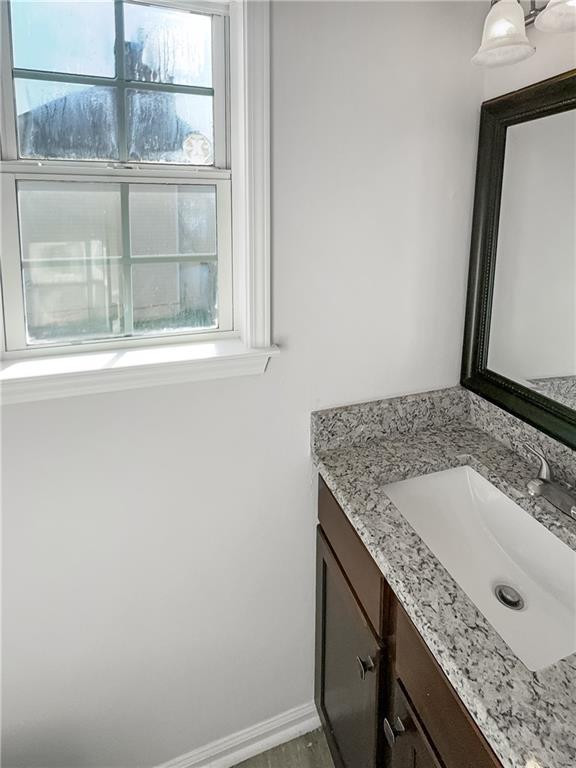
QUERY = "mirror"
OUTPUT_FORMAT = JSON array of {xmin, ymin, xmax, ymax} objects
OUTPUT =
[
  {"xmin": 462, "ymin": 70, "xmax": 576, "ymax": 450},
  {"xmin": 488, "ymin": 110, "xmax": 576, "ymax": 410}
]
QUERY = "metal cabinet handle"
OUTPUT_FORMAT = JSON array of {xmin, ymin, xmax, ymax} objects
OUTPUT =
[
  {"xmin": 356, "ymin": 655, "xmax": 375, "ymax": 680},
  {"xmin": 383, "ymin": 716, "xmax": 406, "ymax": 748}
]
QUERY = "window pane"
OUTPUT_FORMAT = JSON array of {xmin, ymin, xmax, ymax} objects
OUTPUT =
[
  {"xmin": 132, "ymin": 261, "xmax": 217, "ymax": 333},
  {"xmin": 18, "ymin": 182, "xmax": 123, "ymax": 261},
  {"xmin": 22, "ymin": 262, "xmax": 124, "ymax": 344},
  {"xmin": 15, "ymin": 79, "xmax": 119, "ymax": 160},
  {"xmin": 130, "ymin": 185, "xmax": 216, "ymax": 258},
  {"xmin": 18, "ymin": 181, "xmax": 124, "ymax": 344},
  {"xmin": 127, "ymin": 89, "xmax": 213, "ymax": 164},
  {"xmin": 124, "ymin": 3, "xmax": 212, "ymax": 87},
  {"xmin": 10, "ymin": 1, "xmax": 115, "ymax": 77}
]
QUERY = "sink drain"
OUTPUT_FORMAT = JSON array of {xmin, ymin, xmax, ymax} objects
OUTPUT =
[{"xmin": 494, "ymin": 584, "xmax": 525, "ymax": 611}]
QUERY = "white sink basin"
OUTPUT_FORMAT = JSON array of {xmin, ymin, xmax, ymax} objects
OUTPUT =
[{"xmin": 384, "ymin": 465, "xmax": 576, "ymax": 671}]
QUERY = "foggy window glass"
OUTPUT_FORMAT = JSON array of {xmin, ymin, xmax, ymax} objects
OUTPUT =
[
  {"xmin": 18, "ymin": 181, "xmax": 125, "ymax": 344},
  {"xmin": 11, "ymin": 2, "xmax": 214, "ymax": 165},
  {"xmin": 124, "ymin": 3, "xmax": 212, "ymax": 87},
  {"xmin": 132, "ymin": 261, "xmax": 217, "ymax": 334},
  {"xmin": 16, "ymin": 180, "xmax": 220, "ymax": 344},
  {"xmin": 129, "ymin": 185, "xmax": 217, "ymax": 257},
  {"xmin": 127, "ymin": 90, "xmax": 213, "ymax": 165},
  {"xmin": 15, "ymin": 79, "xmax": 119, "ymax": 160},
  {"xmin": 10, "ymin": 0, "xmax": 116, "ymax": 77}
]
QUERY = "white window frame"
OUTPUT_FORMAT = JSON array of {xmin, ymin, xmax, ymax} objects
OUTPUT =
[
  {"xmin": 0, "ymin": 173, "xmax": 234, "ymax": 352},
  {"xmin": 0, "ymin": 0, "xmax": 231, "ymax": 354},
  {"xmin": 0, "ymin": 0, "xmax": 275, "ymax": 402}
]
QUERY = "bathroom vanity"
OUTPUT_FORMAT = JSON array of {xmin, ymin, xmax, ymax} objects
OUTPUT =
[
  {"xmin": 316, "ymin": 476, "xmax": 501, "ymax": 768},
  {"xmin": 312, "ymin": 387, "xmax": 576, "ymax": 768}
]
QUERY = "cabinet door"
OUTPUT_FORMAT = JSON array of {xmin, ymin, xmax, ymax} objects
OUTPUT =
[
  {"xmin": 315, "ymin": 528, "xmax": 382, "ymax": 768},
  {"xmin": 386, "ymin": 681, "xmax": 443, "ymax": 768}
]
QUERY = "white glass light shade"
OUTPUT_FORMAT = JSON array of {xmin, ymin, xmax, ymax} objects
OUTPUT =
[
  {"xmin": 472, "ymin": 0, "xmax": 535, "ymax": 67},
  {"xmin": 535, "ymin": 0, "xmax": 576, "ymax": 31}
]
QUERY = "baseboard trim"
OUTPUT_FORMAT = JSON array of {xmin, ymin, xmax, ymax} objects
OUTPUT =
[{"xmin": 155, "ymin": 702, "xmax": 321, "ymax": 768}]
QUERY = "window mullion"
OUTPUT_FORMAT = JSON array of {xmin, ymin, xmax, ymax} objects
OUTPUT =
[
  {"xmin": 120, "ymin": 183, "xmax": 134, "ymax": 336},
  {"xmin": 12, "ymin": 69, "xmax": 116, "ymax": 87},
  {"xmin": 114, "ymin": 0, "xmax": 128, "ymax": 163},
  {"xmin": 118, "ymin": 84, "xmax": 128, "ymax": 163},
  {"xmin": 116, "ymin": 4, "xmax": 132, "ymax": 334},
  {"xmin": 12, "ymin": 69, "xmax": 213, "ymax": 98},
  {"xmin": 216, "ymin": 179, "xmax": 233, "ymax": 330}
]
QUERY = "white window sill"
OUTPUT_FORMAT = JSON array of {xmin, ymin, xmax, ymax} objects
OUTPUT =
[{"xmin": 0, "ymin": 340, "xmax": 279, "ymax": 404}]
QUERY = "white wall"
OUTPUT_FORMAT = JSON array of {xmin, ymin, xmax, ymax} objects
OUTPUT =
[{"xmin": 2, "ymin": 3, "xmax": 485, "ymax": 766}]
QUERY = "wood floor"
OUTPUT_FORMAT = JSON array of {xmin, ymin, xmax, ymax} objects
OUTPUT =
[{"xmin": 234, "ymin": 729, "xmax": 334, "ymax": 768}]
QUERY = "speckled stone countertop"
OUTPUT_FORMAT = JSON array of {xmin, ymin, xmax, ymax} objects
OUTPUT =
[{"xmin": 311, "ymin": 387, "xmax": 576, "ymax": 768}]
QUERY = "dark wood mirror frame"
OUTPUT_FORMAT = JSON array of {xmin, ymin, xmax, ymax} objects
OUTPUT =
[{"xmin": 461, "ymin": 69, "xmax": 576, "ymax": 451}]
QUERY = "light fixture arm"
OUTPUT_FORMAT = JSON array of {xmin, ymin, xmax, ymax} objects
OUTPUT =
[{"xmin": 525, "ymin": 0, "xmax": 548, "ymax": 26}]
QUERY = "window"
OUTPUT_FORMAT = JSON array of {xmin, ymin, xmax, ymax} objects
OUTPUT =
[{"xmin": 0, "ymin": 0, "xmax": 233, "ymax": 353}]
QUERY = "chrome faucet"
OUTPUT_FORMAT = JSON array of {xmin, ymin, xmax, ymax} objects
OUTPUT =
[{"xmin": 525, "ymin": 444, "xmax": 576, "ymax": 521}]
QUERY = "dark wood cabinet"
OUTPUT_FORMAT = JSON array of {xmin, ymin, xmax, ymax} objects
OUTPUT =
[
  {"xmin": 315, "ymin": 476, "xmax": 502, "ymax": 768},
  {"xmin": 386, "ymin": 682, "xmax": 442, "ymax": 768},
  {"xmin": 394, "ymin": 606, "xmax": 501, "ymax": 768},
  {"xmin": 315, "ymin": 529, "xmax": 383, "ymax": 768}
]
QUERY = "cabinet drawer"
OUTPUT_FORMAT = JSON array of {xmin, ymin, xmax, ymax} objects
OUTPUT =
[
  {"xmin": 394, "ymin": 605, "xmax": 501, "ymax": 768},
  {"xmin": 318, "ymin": 476, "xmax": 387, "ymax": 636}
]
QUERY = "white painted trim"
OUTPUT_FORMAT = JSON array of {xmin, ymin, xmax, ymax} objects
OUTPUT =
[
  {"xmin": 0, "ymin": 340, "xmax": 279, "ymax": 404},
  {"xmin": 230, "ymin": 0, "xmax": 271, "ymax": 349},
  {"xmin": 0, "ymin": 173, "xmax": 25, "ymax": 350},
  {"xmin": 212, "ymin": 13, "xmax": 228, "ymax": 169},
  {"xmin": 0, "ymin": 0, "xmax": 273, "ymax": 396},
  {"xmin": 128, "ymin": 0, "xmax": 230, "ymax": 16},
  {"xmin": 0, "ymin": 162, "xmax": 232, "ymax": 179},
  {"xmin": 155, "ymin": 702, "xmax": 320, "ymax": 768},
  {"xmin": 0, "ymin": 0, "xmax": 18, "ymax": 160}
]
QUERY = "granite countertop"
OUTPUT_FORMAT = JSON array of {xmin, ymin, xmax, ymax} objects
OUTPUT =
[{"xmin": 311, "ymin": 387, "xmax": 576, "ymax": 768}]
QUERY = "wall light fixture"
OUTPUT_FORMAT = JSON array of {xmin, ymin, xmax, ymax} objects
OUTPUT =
[{"xmin": 473, "ymin": 0, "xmax": 576, "ymax": 67}]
